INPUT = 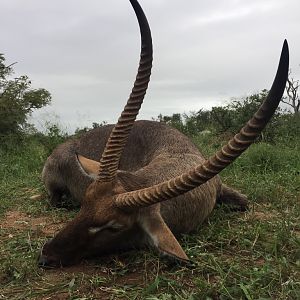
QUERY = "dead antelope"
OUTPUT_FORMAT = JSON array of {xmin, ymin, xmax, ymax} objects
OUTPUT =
[{"xmin": 39, "ymin": 0, "xmax": 289, "ymax": 267}]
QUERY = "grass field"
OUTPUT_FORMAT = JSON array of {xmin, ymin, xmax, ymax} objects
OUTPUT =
[{"xmin": 0, "ymin": 133, "xmax": 299, "ymax": 299}]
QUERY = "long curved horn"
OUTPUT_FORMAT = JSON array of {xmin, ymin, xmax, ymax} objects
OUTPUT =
[
  {"xmin": 98, "ymin": 0, "xmax": 153, "ymax": 182},
  {"xmin": 116, "ymin": 40, "xmax": 289, "ymax": 208}
]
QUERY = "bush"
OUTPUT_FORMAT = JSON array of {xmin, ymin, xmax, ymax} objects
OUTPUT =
[
  {"xmin": 269, "ymin": 113, "xmax": 300, "ymax": 145},
  {"xmin": 28, "ymin": 123, "xmax": 69, "ymax": 156},
  {"xmin": 156, "ymin": 90, "xmax": 298, "ymax": 144},
  {"xmin": 0, "ymin": 53, "xmax": 51, "ymax": 136}
]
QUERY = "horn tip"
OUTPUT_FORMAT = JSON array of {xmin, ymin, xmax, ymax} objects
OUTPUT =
[{"xmin": 282, "ymin": 39, "xmax": 289, "ymax": 62}]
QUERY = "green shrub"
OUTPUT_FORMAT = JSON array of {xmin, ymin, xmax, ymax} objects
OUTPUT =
[
  {"xmin": 0, "ymin": 53, "xmax": 51, "ymax": 136},
  {"xmin": 33, "ymin": 123, "xmax": 69, "ymax": 155},
  {"xmin": 156, "ymin": 90, "xmax": 299, "ymax": 144}
]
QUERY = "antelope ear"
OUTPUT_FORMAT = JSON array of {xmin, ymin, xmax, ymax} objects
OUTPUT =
[
  {"xmin": 76, "ymin": 154, "xmax": 99, "ymax": 178},
  {"xmin": 140, "ymin": 212, "xmax": 189, "ymax": 262}
]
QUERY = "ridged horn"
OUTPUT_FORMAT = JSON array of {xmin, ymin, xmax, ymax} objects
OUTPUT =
[
  {"xmin": 98, "ymin": 0, "xmax": 153, "ymax": 182},
  {"xmin": 116, "ymin": 40, "xmax": 289, "ymax": 208}
]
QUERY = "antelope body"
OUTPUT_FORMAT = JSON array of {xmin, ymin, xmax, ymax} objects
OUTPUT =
[
  {"xmin": 43, "ymin": 120, "xmax": 246, "ymax": 232},
  {"xmin": 39, "ymin": 0, "xmax": 289, "ymax": 267}
]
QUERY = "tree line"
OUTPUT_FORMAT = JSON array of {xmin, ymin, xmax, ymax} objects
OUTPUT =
[
  {"xmin": 0, "ymin": 52, "xmax": 299, "ymax": 145},
  {"xmin": 154, "ymin": 89, "xmax": 299, "ymax": 143}
]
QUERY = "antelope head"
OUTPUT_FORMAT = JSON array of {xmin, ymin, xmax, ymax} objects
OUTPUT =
[{"xmin": 38, "ymin": 0, "xmax": 289, "ymax": 268}]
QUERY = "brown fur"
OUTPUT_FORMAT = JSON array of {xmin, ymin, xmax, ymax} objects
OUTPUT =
[
  {"xmin": 39, "ymin": 120, "xmax": 248, "ymax": 267},
  {"xmin": 43, "ymin": 120, "xmax": 246, "ymax": 230}
]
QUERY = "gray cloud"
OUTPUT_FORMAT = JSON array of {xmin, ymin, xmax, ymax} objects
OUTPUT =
[{"xmin": 1, "ymin": 0, "xmax": 299, "ymax": 132}]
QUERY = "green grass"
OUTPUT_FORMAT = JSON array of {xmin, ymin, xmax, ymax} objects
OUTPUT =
[{"xmin": 0, "ymin": 134, "xmax": 299, "ymax": 299}]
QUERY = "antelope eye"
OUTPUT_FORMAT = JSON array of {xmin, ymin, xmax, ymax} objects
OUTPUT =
[
  {"xmin": 88, "ymin": 227, "xmax": 103, "ymax": 235},
  {"xmin": 88, "ymin": 221, "xmax": 124, "ymax": 235}
]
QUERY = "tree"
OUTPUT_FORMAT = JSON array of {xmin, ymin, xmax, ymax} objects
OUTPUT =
[
  {"xmin": 74, "ymin": 121, "xmax": 108, "ymax": 137},
  {"xmin": 0, "ymin": 53, "xmax": 51, "ymax": 136},
  {"xmin": 282, "ymin": 69, "xmax": 300, "ymax": 114},
  {"xmin": 210, "ymin": 106, "xmax": 234, "ymax": 133},
  {"xmin": 156, "ymin": 113, "xmax": 186, "ymax": 133},
  {"xmin": 183, "ymin": 110, "xmax": 211, "ymax": 136}
]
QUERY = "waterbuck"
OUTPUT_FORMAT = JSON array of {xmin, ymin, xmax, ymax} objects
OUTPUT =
[{"xmin": 39, "ymin": 0, "xmax": 289, "ymax": 267}]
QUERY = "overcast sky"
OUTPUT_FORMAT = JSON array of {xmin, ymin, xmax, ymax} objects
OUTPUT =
[{"xmin": 1, "ymin": 0, "xmax": 299, "ymax": 132}]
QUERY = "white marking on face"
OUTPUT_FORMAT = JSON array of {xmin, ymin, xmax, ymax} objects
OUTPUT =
[
  {"xmin": 107, "ymin": 220, "xmax": 124, "ymax": 229},
  {"xmin": 88, "ymin": 227, "xmax": 103, "ymax": 234},
  {"xmin": 88, "ymin": 220, "xmax": 124, "ymax": 235},
  {"xmin": 140, "ymin": 219, "xmax": 158, "ymax": 247}
]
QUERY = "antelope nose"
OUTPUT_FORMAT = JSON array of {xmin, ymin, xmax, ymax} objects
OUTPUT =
[{"xmin": 38, "ymin": 253, "xmax": 49, "ymax": 268}]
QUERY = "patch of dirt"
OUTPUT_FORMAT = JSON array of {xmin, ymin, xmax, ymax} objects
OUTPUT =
[
  {"xmin": 207, "ymin": 274, "xmax": 221, "ymax": 284},
  {"xmin": 40, "ymin": 293, "xmax": 69, "ymax": 300},
  {"xmin": 0, "ymin": 210, "xmax": 64, "ymax": 236},
  {"xmin": 255, "ymin": 258, "xmax": 266, "ymax": 266},
  {"xmin": 243, "ymin": 205, "xmax": 279, "ymax": 221},
  {"xmin": 250, "ymin": 210, "xmax": 278, "ymax": 221},
  {"xmin": 34, "ymin": 260, "xmax": 148, "ymax": 300}
]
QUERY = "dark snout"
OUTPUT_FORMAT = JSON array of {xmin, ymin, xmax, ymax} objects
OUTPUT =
[
  {"xmin": 38, "ymin": 253, "xmax": 51, "ymax": 268},
  {"xmin": 38, "ymin": 239, "xmax": 80, "ymax": 268},
  {"xmin": 38, "ymin": 239, "xmax": 59, "ymax": 268}
]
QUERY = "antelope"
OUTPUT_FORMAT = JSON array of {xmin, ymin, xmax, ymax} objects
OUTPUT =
[{"xmin": 39, "ymin": 0, "xmax": 289, "ymax": 267}]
